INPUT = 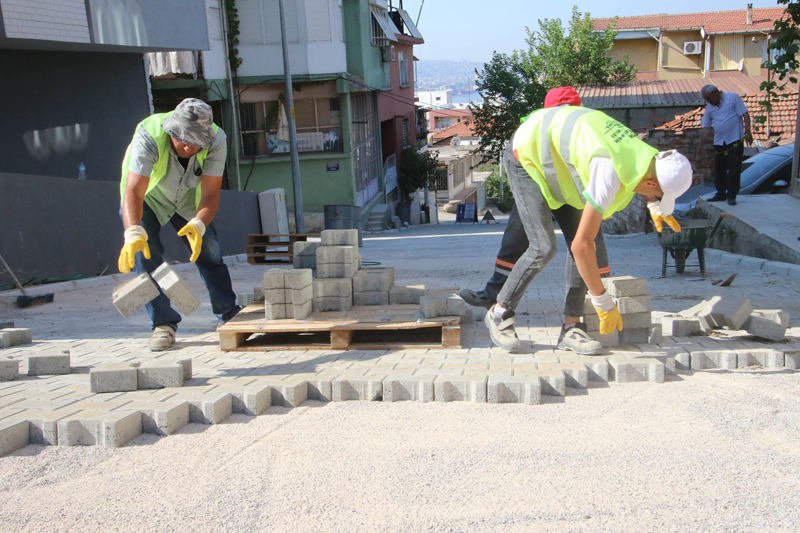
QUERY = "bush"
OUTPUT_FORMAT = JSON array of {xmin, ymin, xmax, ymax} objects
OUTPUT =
[{"xmin": 484, "ymin": 172, "xmax": 514, "ymax": 213}]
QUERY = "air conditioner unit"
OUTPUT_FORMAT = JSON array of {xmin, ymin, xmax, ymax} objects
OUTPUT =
[
  {"xmin": 381, "ymin": 45, "xmax": 396, "ymax": 63},
  {"xmin": 683, "ymin": 41, "xmax": 703, "ymax": 55}
]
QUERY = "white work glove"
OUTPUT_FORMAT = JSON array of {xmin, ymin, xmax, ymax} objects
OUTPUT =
[
  {"xmin": 647, "ymin": 201, "xmax": 681, "ymax": 233},
  {"xmin": 177, "ymin": 217, "xmax": 206, "ymax": 262}
]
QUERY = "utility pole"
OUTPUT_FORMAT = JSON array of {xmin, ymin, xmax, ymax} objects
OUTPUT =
[
  {"xmin": 278, "ymin": 0, "xmax": 305, "ymax": 233},
  {"xmin": 220, "ymin": 4, "xmax": 241, "ymax": 191}
]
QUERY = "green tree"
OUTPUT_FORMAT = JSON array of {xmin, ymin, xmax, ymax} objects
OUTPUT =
[
  {"xmin": 470, "ymin": 6, "xmax": 636, "ymax": 164},
  {"xmin": 398, "ymin": 147, "xmax": 439, "ymax": 200}
]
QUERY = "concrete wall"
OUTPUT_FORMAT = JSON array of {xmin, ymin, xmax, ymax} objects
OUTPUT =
[
  {"xmin": 0, "ymin": 173, "xmax": 260, "ymax": 285},
  {"xmin": 601, "ymin": 106, "xmax": 698, "ymax": 131},
  {"xmin": 0, "ymin": 49, "xmax": 150, "ymax": 182},
  {"xmin": 343, "ymin": 0, "xmax": 390, "ymax": 89},
  {"xmin": 610, "ymin": 38, "xmax": 658, "ymax": 73}
]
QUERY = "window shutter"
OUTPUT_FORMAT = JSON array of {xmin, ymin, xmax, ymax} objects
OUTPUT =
[
  {"xmin": 238, "ymin": 0, "xmax": 264, "ymax": 44},
  {"xmin": 306, "ymin": 0, "xmax": 331, "ymax": 41},
  {"xmin": 713, "ymin": 35, "xmax": 744, "ymax": 70}
]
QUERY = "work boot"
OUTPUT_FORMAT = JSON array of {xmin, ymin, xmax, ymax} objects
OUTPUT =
[
  {"xmin": 557, "ymin": 323, "xmax": 602, "ymax": 355},
  {"xmin": 459, "ymin": 288, "xmax": 495, "ymax": 309},
  {"xmin": 484, "ymin": 305, "xmax": 521, "ymax": 352},
  {"xmin": 149, "ymin": 325, "xmax": 176, "ymax": 352}
]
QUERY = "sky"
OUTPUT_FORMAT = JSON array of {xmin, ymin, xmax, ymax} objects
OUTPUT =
[{"xmin": 398, "ymin": 0, "xmax": 785, "ymax": 63}]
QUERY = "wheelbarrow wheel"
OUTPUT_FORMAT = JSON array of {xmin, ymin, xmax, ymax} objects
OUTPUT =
[{"xmin": 675, "ymin": 249, "xmax": 687, "ymax": 274}]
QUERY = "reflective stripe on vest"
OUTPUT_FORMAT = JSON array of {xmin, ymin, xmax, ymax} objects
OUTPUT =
[{"xmin": 540, "ymin": 107, "xmax": 595, "ymax": 205}]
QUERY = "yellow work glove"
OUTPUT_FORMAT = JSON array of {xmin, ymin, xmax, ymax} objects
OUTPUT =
[
  {"xmin": 591, "ymin": 291, "xmax": 624, "ymax": 335},
  {"xmin": 648, "ymin": 201, "xmax": 681, "ymax": 233},
  {"xmin": 118, "ymin": 225, "xmax": 150, "ymax": 274},
  {"xmin": 177, "ymin": 217, "xmax": 206, "ymax": 262}
]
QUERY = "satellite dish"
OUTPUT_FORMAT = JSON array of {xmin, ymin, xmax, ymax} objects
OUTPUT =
[{"xmin": 450, "ymin": 136, "xmax": 461, "ymax": 148}]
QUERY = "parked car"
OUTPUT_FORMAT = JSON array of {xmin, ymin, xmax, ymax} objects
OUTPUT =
[{"xmin": 674, "ymin": 143, "xmax": 794, "ymax": 218}]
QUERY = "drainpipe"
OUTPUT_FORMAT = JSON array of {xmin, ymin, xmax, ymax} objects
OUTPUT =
[{"xmin": 221, "ymin": 2, "xmax": 242, "ymax": 191}]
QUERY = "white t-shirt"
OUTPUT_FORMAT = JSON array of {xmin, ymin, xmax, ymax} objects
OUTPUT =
[{"xmin": 583, "ymin": 156, "xmax": 621, "ymax": 213}]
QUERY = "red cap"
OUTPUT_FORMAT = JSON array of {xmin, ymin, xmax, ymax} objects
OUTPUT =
[{"xmin": 544, "ymin": 86, "xmax": 582, "ymax": 108}]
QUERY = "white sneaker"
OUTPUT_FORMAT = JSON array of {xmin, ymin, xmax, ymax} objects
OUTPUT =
[
  {"xmin": 557, "ymin": 323, "xmax": 602, "ymax": 355},
  {"xmin": 149, "ymin": 325, "xmax": 176, "ymax": 352},
  {"xmin": 484, "ymin": 306, "xmax": 521, "ymax": 353}
]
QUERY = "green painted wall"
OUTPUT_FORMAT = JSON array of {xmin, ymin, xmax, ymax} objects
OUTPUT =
[{"xmin": 343, "ymin": 0, "xmax": 390, "ymax": 90}]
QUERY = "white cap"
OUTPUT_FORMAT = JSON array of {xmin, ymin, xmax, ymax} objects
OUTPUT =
[{"xmin": 654, "ymin": 150, "xmax": 693, "ymax": 215}]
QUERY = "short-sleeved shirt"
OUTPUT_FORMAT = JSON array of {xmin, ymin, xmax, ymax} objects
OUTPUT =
[
  {"xmin": 583, "ymin": 157, "xmax": 621, "ymax": 213},
  {"xmin": 127, "ymin": 125, "xmax": 228, "ymax": 225},
  {"xmin": 700, "ymin": 92, "xmax": 748, "ymax": 146}
]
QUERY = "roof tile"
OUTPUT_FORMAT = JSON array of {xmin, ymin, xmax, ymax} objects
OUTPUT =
[{"xmin": 594, "ymin": 7, "xmax": 787, "ymax": 34}]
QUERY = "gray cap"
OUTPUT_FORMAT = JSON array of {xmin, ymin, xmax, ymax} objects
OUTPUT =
[{"xmin": 161, "ymin": 98, "xmax": 215, "ymax": 147}]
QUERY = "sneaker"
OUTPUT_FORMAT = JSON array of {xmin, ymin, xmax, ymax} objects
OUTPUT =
[
  {"xmin": 459, "ymin": 289, "xmax": 495, "ymax": 309},
  {"xmin": 727, "ymin": 198, "xmax": 737, "ymax": 206},
  {"xmin": 149, "ymin": 325, "xmax": 176, "ymax": 352},
  {"xmin": 484, "ymin": 306, "xmax": 521, "ymax": 352},
  {"xmin": 707, "ymin": 194, "xmax": 726, "ymax": 202},
  {"xmin": 557, "ymin": 323, "xmax": 603, "ymax": 355}
]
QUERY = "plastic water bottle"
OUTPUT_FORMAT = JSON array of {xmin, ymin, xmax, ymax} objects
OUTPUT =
[{"xmin": 78, "ymin": 162, "xmax": 86, "ymax": 180}]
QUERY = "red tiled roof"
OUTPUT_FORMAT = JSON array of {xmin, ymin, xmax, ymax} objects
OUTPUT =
[
  {"xmin": 577, "ymin": 76, "xmax": 799, "ymax": 109},
  {"xmin": 594, "ymin": 7, "xmax": 787, "ymax": 34},
  {"xmin": 655, "ymin": 92, "xmax": 798, "ymax": 144},
  {"xmin": 431, "ymin": 120, "xmax": 477, "ymax": 144},
  {"xmin": 428, "ymin": 109, "xmax": 473, "ymax": 118}
]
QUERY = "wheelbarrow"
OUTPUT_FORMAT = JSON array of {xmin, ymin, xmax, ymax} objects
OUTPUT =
[{"xmin": 657, "ymin": 217, "xmax": 724, "ymax": 276}]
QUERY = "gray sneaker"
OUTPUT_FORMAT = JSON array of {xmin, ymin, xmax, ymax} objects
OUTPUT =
[
  {"xmin": 149, "ymin": 325, "xmax": 176, "ymax": 352},
  {"xmin": 484, "ymin": 307, "xmax": 521, "ymax": 352},
  {"xmin": 460, "ymin": 289, "xmax": 495, "ymax": 309},
  {"xmin": 557, "ymin": 323, "xmax": 602, "ymax": 355}
]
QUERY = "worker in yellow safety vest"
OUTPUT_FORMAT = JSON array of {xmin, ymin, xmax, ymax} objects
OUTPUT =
[
  {"xmin": 118, "ymin": 98, "xmax": 240, "ymax": 351},
  {"xmin": 485, "ymin": 104, "xmax": 692, "ymax": 353}
]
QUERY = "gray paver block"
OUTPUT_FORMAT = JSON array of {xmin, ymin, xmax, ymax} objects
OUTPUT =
[
  {"xmin": 608, "ymin": 357, "xmax": 665, "ymax": 383},
  {"xmin": 0, "ymin": 321, "xmax": 14, "ymax": 329},
  {"xmin": 649, "ymin": 323, "xmax": 662, "ymax": 344},
  {"xmin": 513, "ymin": 369, "xmax": 567, "ymax": 396},
  {"xmin": 306, "ymin": 379, "xmax": 333, "ymax": 402},
  {"xmin": 536, "ymin": 363, "xmax": 588, "ymax": 389},
  {"xmin": 0, "ymin": 358, "xmax": 20, "ymax": 381},
  {"xmin": 313, "ymin": 278, "xmax": 352, "ymax": 298},
  {"xmin": 559, "ymin": 356, "xmax": 610, "ymax": 383},
  {"xmin": 151, "ymin": 263, "xmax": 201, "ymax": 316},
  {"xmin": 57, "ymin": 410, "xmax": 142, "ymax": 448},
  {"xmin": 253, "ymin": 286, "xmax": 264, "ymax": 300},
  {"xmin": 264, "ymin": 288, "xmax": 290, "ymax": 304},
  {"xmin": 618, "ymin": 327, "xmax": 650, "ymax": 345},
  {"xmin": 265, "ymin": 302, "xmax": 288, "ymax": 320},
  {"xmin": 293, "ymin": 241, "xmax": 320, "ymax": 257},
  {"xmin": 690, "ymin": 350, "xmax": 737, "ymax": 371},
  {"xmin": 615, "ymin": 295, "xmax": 652, "ymax": 314},
  {"xmin": 291, "ymin": 300, "xmax": 313, "ymax": 320},
  {"xmin": 0, "ymin": 328, "xmax": 33, "ymax": 348},
  {"xmin": 175, "ymin": 358, "xmax": 193, "ymax": 381},
  {"xmin": 680, "ymin": 296, "xmax": 721, "ymax": 318},
  {"xmin": 583, "ymin": 297, "xmax": 597, "ymax": 316},
  {"xmin": 237, "ymin": 292, "xmax": 255, "ymax": 307},
  {"xmin": 112, "ymin": 273, "xmax": 160, "ymax": 318},
  {"xmin": 289, "ymin": 285, "xmax": 313, "ymax": 306},
  {"xmin": 737, "ymin": 349, "xmax": 785, "ymax": 369},
  {"xmin": 0, "ymin": 420, "xmax": 29, "ymax": 456},
  {"xmin": 762, "ymin": 261, "xmax": 792, "ymax": 276},
  {"xmin": 383, "ymin": 375, "xmax": 434, "ymax": 402},
  {"xmin": 186, "ymin": 393, "xmax": 233, "ymax": 424},
  {"xmin": 229, "ymin": 385, "xmax": 272, "ymax": 415},
  {"xmin": 293, "ymin": 256, "xmax": 317, "ymax": 270},
  {"xmin": 713, "ymin": 298, "xmax": 753, "ymax": 330},
  {"xmin": 137, "ymin": 401, "xmax": 190, "ymax": 435},
  {"xmin": 389, "ymin": 286, "xmax": 424, "ymax": 305},
  {"xmin": 264, "ymin": 269, "xmax": 287, "ymax": 289},
  {"xmin": 745, "ymin": 315, "xmax": 787, "ymax": 341},
  {"xmin": 137, "ymin": 364, "xmax": 183, "ymax": 389},
  {"xmin": 587, "ymin": 312, "xmax": 650, "ymax": 331},
  {"xmin": 783, "ymin": 351, "xmax": 800, "ymax": 370},
  {"xmin": 587, "ymin": 330, "xmax": 619, "ymax": 348},
  {"xmin": 331, "ymin": 376, "xmax": 384, "ymax": 401},
  {"xmin": 317, "ymin": 245, "xmax": 358, "ymax": 265},
  {"xmin": 27, "ymin": 354, "xmax": 70, "ymax": 376},
  {"xmin": 433, "ymin": 375, "xmax": 487, "ymax": 402},
  {"xmin": 285, "ymin": 268, "xmax": 313, "ymax": 289},
  {"xmin": 419, "ymin": 296, "xmax": 446, "ymax": 318},
  {"xmin": 661, "ymin": 316, "xmax": 704, "ymax": 337},
  {"xmin": 602, "ymin": 276, "xmax": 648, "ymax": 297},
  {"xmin": 750, "ymin": 309, "xmax": 790, "ymax": 327},
  {"xmin": 353, "ymin": 291, "xmax": 390, "ymax": 306},
  {"xmin": 312, "ymin": 296, "xmax": 351, "ymax": 313},
  {"xmin": 487, "ymin": 376, "xmax": 541, "ymax": 405},
  {"xmin": 14, "ymin": 410, "xmax": 81, "ymax": 445},
  {"xmin": 673, "ymin": 352, "xmax": 691, "ymax": 370},
  {"xmin": 90, "ymin": 367, "xmax": 137, "ymax": 393},
  {"xmin": 739, "ymin": 256, "xmax": 766, "ymax": 269},
  {"xmin": 353, "ymin": 267, "xmax": 395, "ymax": 292},
  {"xmin": 321, "ymin": 229, "xmax": 358, "ymax": 246},
  {"xmin": 270, "ymin": 380, "xmax": 308, "ymax": 407},
  {"xmin": 317, "ymin": 257, "xmax": 360, "ymax": 279}
]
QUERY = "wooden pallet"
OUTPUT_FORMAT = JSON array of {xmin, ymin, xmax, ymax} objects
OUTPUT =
[
  {"xmin": 217, "ymin": 303, "xmax": 461, "ymax": 351},
  {"xmin": 245, "ymin": 233, "xmax": 320, "ymax": 265}
]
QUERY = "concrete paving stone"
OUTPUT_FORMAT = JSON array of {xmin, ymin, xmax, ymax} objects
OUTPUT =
[
  {"xmin": 151, "ymin": 263, "xmax": 201, "ymax": 316},
  {"xmin": 353, "ymin": 267, "xmax": 395, "ymax": 292},
  {"xmin": 58, "ymin": 410, "xmax": 142, "ymax": 448},
  {"xmin": 558, "ymin": 356, "xmax": 610, "ymax": 383},
  {"xmin": 661, "ymin": 316, "xmax": 704, "ymax": 337},
  {"xmin": 265, "ymin": 302, "xmax": 288, "ymax": 320},
  {"xmin": 672, "ymin": 352, "xmax": 691, "ymax": 370},
  {"xmin": 264, "ymin": 288, "xmax": 290, "ymax": 304},
  {"xmin": 0, "ymin": 328, "xmax": 33, "ymax": 349},
  {"xmin": 313, "ymin": 278, "xmax": 352, "ymax": 298},
  {"xmin": 433, "ymin": 374, "xmax": 487, "ymax": 402},
  {"xmin": 618, "ymin": 327, "xmax": 650, "ymax": 345},
  {"xmin": 353, "ymin": 291, "xmax": 390, "ymax": 306},
  {"xmin": 0, "ymin": 321, "xmax": 14, "ymax": 329},
  {"xmin": 265, "ymin": 378, "xmax": 308, "ymax": 408},
  {"xmin": 172, "ymin": 358, "xmax": 193, "ymax": 381},
  {"xmin": 253, "ymin": 285, "xmax": 265, "ymax": 300},
  {"xmin": 317, "ymin": 257, "xmax": 360, "ymax": 279},
  {"xmin": 586, "ymin": 312, "xmax": 651, "ymax": 331},
  {"xmin": 487, "ymin": 376, "xmax": 541, "ymax": 405},
  {"xmin": 745, "ymin": 315, "xmax": 787, "ymax": 341},
  {"xmin": 321, "ymin": 229, "xmax": 358, "ymax": 246},
  {"xmin": 27, "ymin": 353, "xmax": 71, "ymax": 376},
  {"xmin": 762, "ymin": 261, "xmax": 792, "ymax": 276},
  {"xmin": 787, "ymin": 265, "xmax": 800, "ymax": 279},
  {"xmin": 223, "ymin": 385, "xmax": 272, "ymax": 415},
  {"xmin": 8, "ymin": 408, "xmax": 83, "ymax": 445},
  {"xmin": 689, "ymin": 350, "xmax": 737, "ymax": 371},
  {"xmin": 237, "ymin": 292, "xmax": 255, "ymax": 307},
  {"xmin": 0, "ymin": 420, "xmax": 29, "ymax": 455},
  {"xmin": 649, "ymin": 323, "xmax": 663, "ymax": 344},
  {"xmin": 180, "ymin": 393, "xmax": 233, "ymax": 424},
  {"xmin": 783, "ymin": 350, "xmax": 800, "ymax": 370},
  {"xmin": 512, "ymin": 369, "xmax": 567, "ymax": 396},
  {"xmin": 389, "ymin": 286, "xmax": 424, "ymax": 305},
  {"xmin": 317, "ymin": 245, "xmax": 358, "ymax": 265},
  {"xmin": 263, "ymin": 269, "xmax": 287, "ymax": 289},
  {"xmin": 608, "ymin": 357, "xmax": 665, "ymax": 383},
  {"xmin": 587, "ymin": 330, "xmax": 619, "ymax": 348},
  {"xmin": 312, "ymin": 296, "xmax": 352, "ymax": 313},
  {"xmin": 615, "ymin": 296, "xmax": 652, "ymax": 314},
  {"xmin": 424, "ymin": 287, "xmax": 459, "ymax": 298},
  {"xmin": 331, "ymin": 375, "xmax": 384, "ymax": 401},
  {"xmin": 750, "ymin": 309, "xmax": 790, "ymax": 327},
  {"xmin": 291, "ymin": 300, "xmax": 313, "ymax": 320},
  {"xmin": 0, "ymin": 359, "xmax": 20, "ymax": 381},
  {"xmin": 419, "ymin": 296, "xmax": 447, "ymax": 318},
  {"xmin": 536, "ymin": 362, "xmax": 589, "ymax": 389},
  {"xmin": 289, "ymin": 285, "xmax": 313, "ymax": 306},
  {"xmin": 713, "ymin": 298, "xmax": 754, "ymax": 330},
  {"xmin": 293, "ymin": 256, "xmax": 317, "ymax": 270},
  {"xmin": 602, "ymin": 276, "xmax": 648, "ymax": 297},
  {"xmin": 137, "ymin": 364, "xmax": 184, "ymax": 389},
  {"xmin": 583, "ymin": 297, "xmax": 597, "ymax": 316},
  {"xmin": 739, "ymin": 256, "xmax": 766, "ymax": 269},
  {"xmin": 382, "ymin": 375, "xmax": 434, "ymax": 402},
  {"xmin": 90, "ymin": 366, "xmax": 137, "ymax": 393},
  {"xmin": 737, "ymin": 349, "xmax": 785, "ymax": 369},
  {"xmin": 293, "ymin": 241, "xmax": 320, "ymax": 258},
  {"xmin": 131, "ymin": 401, "xmax": 190, "ymax": 435},
  {"xmin": 718, "ymin": 252, "xmax": 742, "ymax": 266},
  {"xmin": 305, "ymin": 378, "xmax": 333, "ymax": 402},
  {"xmin": 112, "ymin": 274, "xmax": 160, "ymax": 318},
  {"xmin": 285, "ymin": 268, "xmax": 313, "ymax": 289}
]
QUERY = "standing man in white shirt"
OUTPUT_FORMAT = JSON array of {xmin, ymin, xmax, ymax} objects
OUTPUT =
[{"xmin": 696, "ymin": 85, "xmax": 752, "ymax": 206}]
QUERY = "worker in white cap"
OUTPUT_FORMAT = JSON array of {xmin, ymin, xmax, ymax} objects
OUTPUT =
[{"xmin": 484, "ymin": 104, "xmax": 693, "ymax": 353}]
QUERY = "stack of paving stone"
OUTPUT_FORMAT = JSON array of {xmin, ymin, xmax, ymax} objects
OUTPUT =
[
  {"xmin": 584, "ymin": 276, "xmax": 658, "ymax": 346},
  {"xmin": 353, "ymin": 267, "xmax": 394, "ymax": 306},
  {"xmin": 293, "ymin": 240, "xmax": 321, "ymax": 274},
  {"xmin": 418, "ymin": 287, "xmax": 470, "ymax": 321},
  {"xmin": 264, "ymin": 268, "xmax": 313, "ymax": 319},
  {"xmin": 310, "ymin": 230, "xmax": 361, "ymax": 312},
  {"xmin": 672, "ymin": 296, "xmax": 789, "ymax": 341},
  {"xmin": 89, "ymin": 359, "xmax": 192, "ymax": 393}
]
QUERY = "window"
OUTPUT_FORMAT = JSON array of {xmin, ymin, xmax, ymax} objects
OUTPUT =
[
  {"xmin": 402, "ymin": 118, "xmax": 409, "ymax": 147},
  {"xmin": 370, "ymin": 6, "xmax": 397, "ymax": 46},
  {"xmin": 435, "ymin": 96, "xmax": 441, "ymax": 101},
  {"xmin": 453, "ymin": 160, "xmax": 465, "ymax": 188},
  {"xmin": 240, "ymin": 97, "xmax": 342, "ymax": 157},
  {"xmin": 351, "ymin": 92, "xmax": 382, "ymax": 205},
  {"xmin": 236, "ymin": 0, "xmax": 344, "ymax": 45},
  {"xmin": 435, "ymin": 168, "xmax": 447, "ymax": 190},
  {"xmin": 398, "ymin": 51, "xmax": 409, "ymax": 86},
  {"xmin": 713, "ymin": 35, "xmax": 744, "ymax": 70}
]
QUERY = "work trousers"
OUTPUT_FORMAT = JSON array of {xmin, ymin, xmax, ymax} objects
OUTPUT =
[
  {"xmin": 495, "ymin": 142, "xmax": 609, "ymax": 318},
  {"xmin": 130, "ymin": 202, "xmax": 240, "ymax": 331},
  {"xmin": 714, "ymin": 140, "xmax": 744, "ymax": 200}
]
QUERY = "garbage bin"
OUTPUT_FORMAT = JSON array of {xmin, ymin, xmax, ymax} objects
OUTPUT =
[
  {"xmin": 324, "ymin": 205, "xmax": 363, "ymax": 246},
  {"xmin": 396, "ymin": 203, "xmax": 411, "ymax": 224}
]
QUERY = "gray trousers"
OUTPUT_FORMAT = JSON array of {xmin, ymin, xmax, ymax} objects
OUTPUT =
[{"xmin": 496, "ymin": 142, "xmax": 609, "ymax": 318}]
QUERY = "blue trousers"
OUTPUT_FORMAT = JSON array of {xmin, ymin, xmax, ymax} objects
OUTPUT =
[{"xmin": 131, "ymin": 202, "xmax": 240, "ymax": 331}]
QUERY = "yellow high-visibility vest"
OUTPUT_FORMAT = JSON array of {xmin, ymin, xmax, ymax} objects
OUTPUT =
[{"xmin": 512, "ymin": 106, "xmax": 657, "ymax": 219}]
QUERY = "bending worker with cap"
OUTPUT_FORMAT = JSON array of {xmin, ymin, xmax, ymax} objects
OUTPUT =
[
  {"xmin": 485, "ymin": 103, "xmax": 692, "ymax": 353},
  {"xmin": 118, "ymin": 98, "xmax": 240, "ymax": 351}
]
